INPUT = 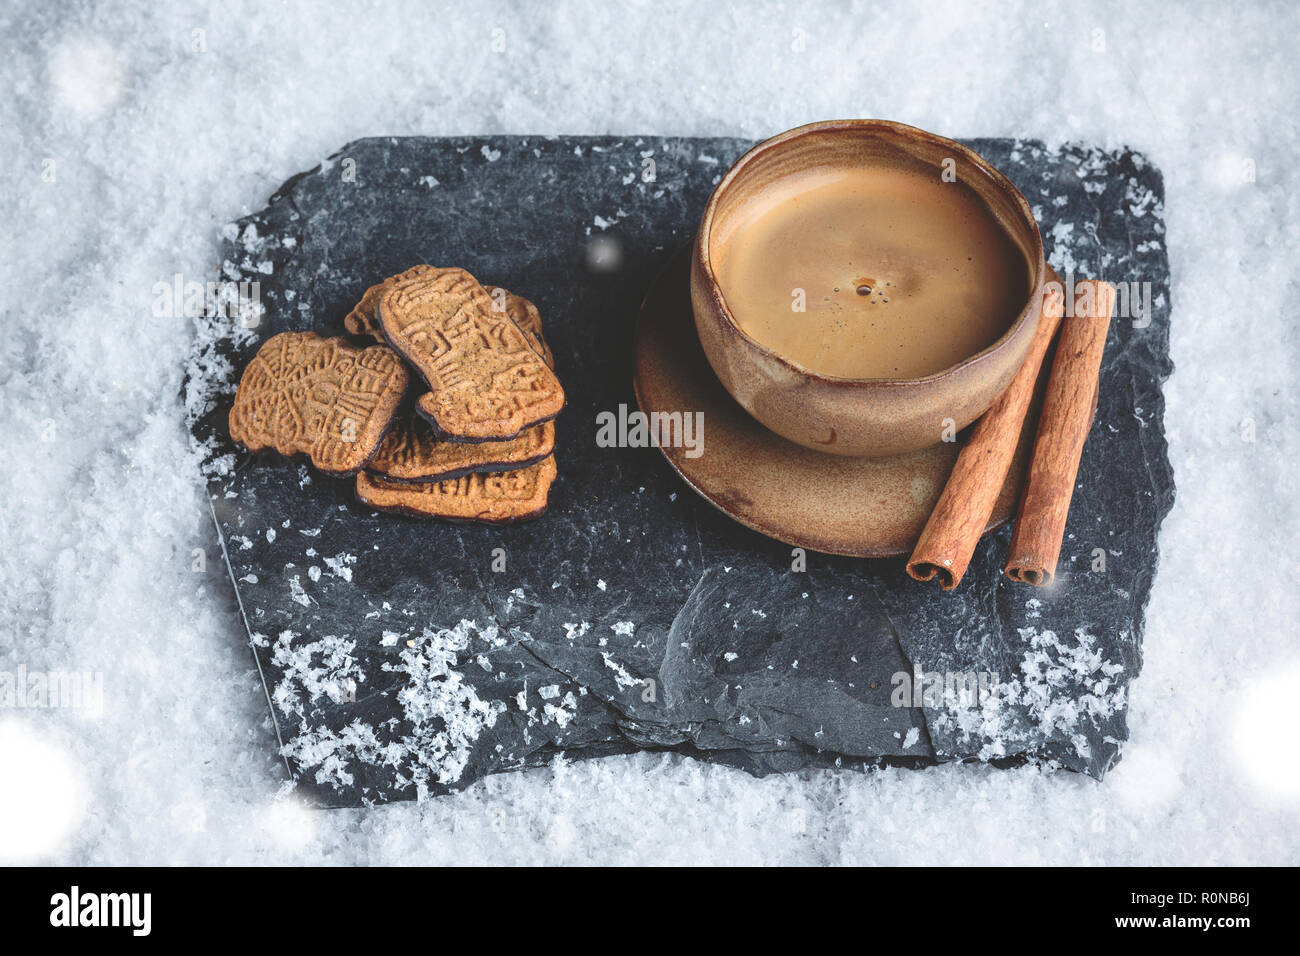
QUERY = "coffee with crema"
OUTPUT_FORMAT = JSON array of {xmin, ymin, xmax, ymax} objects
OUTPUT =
[{"xmin": 713, "ymin": 164, "xmax": 1032, "ymax": 380}]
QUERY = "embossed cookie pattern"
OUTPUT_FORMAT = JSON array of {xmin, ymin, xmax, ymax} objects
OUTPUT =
[
  {"xmin": 344, "ymin": 264, "xmax": 438, "ymax": 339},
  {"xmin": 378, "ymin": 269, "xmax": 565, "ymax": 441},
  {"xmin": 228, "ymin": 331, "xmax": 408, "ymax": 476},
  {"xmin": 350, "ymin": 271, "xmax": 556, "ymax": 371},
  {"xmin": 356, "ymin": 455, "xmax": 557, "ymax": 523},
  {"xmin": 487, "ymin": 287, "xmax": 554, "ymax": 369}
]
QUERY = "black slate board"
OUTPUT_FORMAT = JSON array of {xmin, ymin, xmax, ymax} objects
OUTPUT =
[{"xmin": 188, "ymin": 135, "xmax": 1174, "ymax": 807}]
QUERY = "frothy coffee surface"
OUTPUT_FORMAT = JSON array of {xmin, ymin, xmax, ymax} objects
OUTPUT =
[{"xmin": 714, "ymin": 165, "xmax": 1030, "ymax": 379}]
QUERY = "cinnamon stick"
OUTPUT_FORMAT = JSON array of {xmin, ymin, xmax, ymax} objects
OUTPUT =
[
  {"xmin": 906, "ymin": 271, "xmax": 1066, "ymax": 589},
  {"xmin": 1004, "ymin": 280, "xmax": 1115, "ymax": 586}
]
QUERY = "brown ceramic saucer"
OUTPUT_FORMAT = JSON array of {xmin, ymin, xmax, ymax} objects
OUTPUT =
[{"xmin": 633, "ymin": 249, "xmax": 1044, "ymax": 558}]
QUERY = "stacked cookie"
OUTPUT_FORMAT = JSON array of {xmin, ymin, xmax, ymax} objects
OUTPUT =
[{"xmin": 228, "ymin": 266, "xmax": 563, "ymax": 523}]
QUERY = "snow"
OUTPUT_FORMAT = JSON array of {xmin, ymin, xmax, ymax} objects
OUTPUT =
[{"xmin": 2, "ymin": 0, "xmax": 1298, "ymax": 864}]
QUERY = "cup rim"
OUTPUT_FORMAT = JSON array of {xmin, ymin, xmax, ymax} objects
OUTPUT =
[{"xmin": 695, "ymin": 118, "xmax": 1047, "ymax": 388}]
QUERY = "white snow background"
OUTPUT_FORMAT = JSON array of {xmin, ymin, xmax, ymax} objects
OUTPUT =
[{"xmin": 2, "ymin": 0, "xmax": 1297, "ymax": 865}]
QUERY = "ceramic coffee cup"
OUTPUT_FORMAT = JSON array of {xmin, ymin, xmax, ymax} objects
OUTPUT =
[{"xmin": 691, "ymin": 119, "xmax": 1047, "ymax": 458}]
